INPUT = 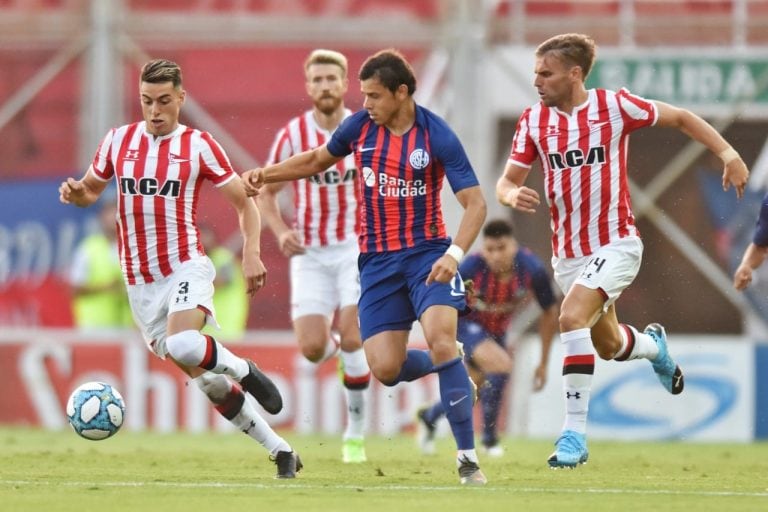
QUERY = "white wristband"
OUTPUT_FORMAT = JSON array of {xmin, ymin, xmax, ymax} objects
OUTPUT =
[
  {"xmin": 718, "ymin": 146, "xmax": 740, "ymax": 165},
  {"xmin": 445, "ymin": 244, "xmax": 464, "ymax": 263}
]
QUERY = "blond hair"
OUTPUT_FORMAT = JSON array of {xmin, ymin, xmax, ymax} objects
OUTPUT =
[{"xmin": 304, "ymin": 49, "xmax": 348, "ymax": 78}]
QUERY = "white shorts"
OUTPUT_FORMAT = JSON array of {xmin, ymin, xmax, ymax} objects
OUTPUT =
[
  {"xmin": 290, "ymin": 239, "xmax": 360, "ymax": 320},
  {"xmin": 127, "ymin": 256, "xmax": 219, "ymax": 357},
  {"xmin": 552, "ymin": 236, "xmax": 643, "ymax": 311}
]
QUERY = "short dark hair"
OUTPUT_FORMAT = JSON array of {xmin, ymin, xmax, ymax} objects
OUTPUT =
[
  {"xmin": 483, "ymin": 218, "xmax": 514, "ymax": 239},
  {"xmin": 359, "ymin": 49, "xmax": 417, "ymax": 95},
  {"xmin": 535, "ymin": 33, "xmax": 597, "ymax": 81},
  {"xmin": 140, "ymin": 59, "xmax": 183, "ymax": 88}
]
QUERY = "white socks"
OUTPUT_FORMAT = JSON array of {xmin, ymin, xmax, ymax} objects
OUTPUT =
[
  {"xmin": 194, "ymin": 373, "xmax": 290, "ymax": 456},
  {"xmin": 560, "ymin": 328, "xmax": 595, "ymax": 435},
  {"xmin": 166, "ymin": 330, "xmax": 248, "ymax": 379},
  {"xmin": 340, "ymin": 347, "xmax": 370, "ymax": 440},
  {"xmin": 614, "ymin": 324, "xmax": 660, "ymax": 361}
]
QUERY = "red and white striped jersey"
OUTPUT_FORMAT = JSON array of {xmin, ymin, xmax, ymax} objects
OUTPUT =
[
  {"xmin": 90, "ymin": 122, "xmax": 237, "ymax": 285},
  {"xmin": 267, "ymin": 109, "xmax": 360, "ymax": 247},
  {"xmin": 508, "ymin": 88, "xmax": 658, "ymax": 259}
]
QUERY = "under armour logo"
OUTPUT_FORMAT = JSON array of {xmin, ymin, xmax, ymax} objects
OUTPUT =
[
  {"xmin": 241, "ymin": 420, "xmax": 256, "ymax": 434},
  {"xmin": 175, "ymin": 295, "xmax": 188, "ymax": 304},
  {"xmin": 566, "ymin": 392, "xmax": 581, "ymax": 399},
  {"xmin": 124, "ymin": 150, "xmax": 140, "ymax": 160},
  {"xmin": 545, "ymin": 126, "xmax": 559, "ymax": 136}
]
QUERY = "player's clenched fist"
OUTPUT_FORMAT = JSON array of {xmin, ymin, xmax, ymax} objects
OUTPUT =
[{"xmin": 241, "ymin": 168, "xmax": 266, "ymax": 197}]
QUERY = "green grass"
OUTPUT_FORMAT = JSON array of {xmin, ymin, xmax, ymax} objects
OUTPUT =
[{"xmin": 1, "ymin": 427, "xmax": 767, "ymax": 512}]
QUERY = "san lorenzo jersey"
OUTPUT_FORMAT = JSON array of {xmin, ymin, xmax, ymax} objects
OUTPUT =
[
  {"xmin": 267, "ymin": 109, "xmax": 360, "ymax": 247},
  {"xmin": 461, "ymin": 249, "xmax": 556, "ymax": 337},
  {"xmin": 508, "ymin": 88, "xmax": 657, "ymax": 258},
  {"xmin": 327, "ymin": 106, "xmax": 479, "ymax": 253},
  {"xmin": 90, "ymin": 122, "xmax": 236, "ymax": 285},
  {"xmin": 752, "ymin": 193, "xmax": 768, "ymax": 247}
]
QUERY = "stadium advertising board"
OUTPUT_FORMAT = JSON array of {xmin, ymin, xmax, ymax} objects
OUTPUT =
[
  {"xmin": 1, "ymin": 330, "xmax": 764, "ymax": 441},
  {"xmin": 510, "ymin": 335, "xmax": 761, "ymax": 442},
  {"xmin": 0, "ymin": 330, "xmax": 439, "ymax": 436},
  {"xmin": 587, "ymin": 54, "xmax": 768, "ymax": 116}
]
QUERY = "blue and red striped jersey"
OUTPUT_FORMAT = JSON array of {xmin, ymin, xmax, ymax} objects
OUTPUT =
[
  {"xmin": 326, "ymin": 105, "xmax": 479, "ymax": 253},
  {"xmin": 753, "ymin": 193, "xmax": 768, "ymax": 247},
  {"xmin": 461, "ymin": 248, "xmax": 556, "ymax": 337}
]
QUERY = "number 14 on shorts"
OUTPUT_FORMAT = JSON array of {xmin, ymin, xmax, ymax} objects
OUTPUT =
[{"xmin": 580, "ymin": 257, "xmax": 606, "ymax": 280}]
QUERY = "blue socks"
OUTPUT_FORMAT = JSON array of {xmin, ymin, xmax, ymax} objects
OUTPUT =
[
  {"xmin": 480, "ymin": 372, "xmax": 508, "ymax": 446},
  {"xmin": 438, "ymin": 357, "xmax": 475, "ymax": 450},
  {"xmin": 390, "ymin": 349, "xmax": 434, "ymax": 384}
]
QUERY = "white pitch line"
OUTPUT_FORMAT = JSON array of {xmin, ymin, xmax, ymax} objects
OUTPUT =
[{"xmin": 1, "ymin": 480, "xmax": 767, "ymax": 497}]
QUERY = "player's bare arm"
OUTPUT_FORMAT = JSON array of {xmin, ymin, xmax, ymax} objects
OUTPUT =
[
  {"xmin": 256, "ymin": 181, "xmax": 306, "ymax": 257},
  {"xmin": 654, "ymin": 101, "xmax": 749, "ymax": 199},
  {"xmin": 496, "ymin": 162, "xmax": 539, "ymax": 213},
  {"xmin": 426, "ymin": 185, "xmax": 487, "ymax": 285},
  {"xmin": 220, "ymin": 177, "xmax": 267, "ymax": 297},
  {"xmin": 58, "ymin": 167, "xmax": 108, "ymax": 207},
  {"xmin": 733, "ymin": 243, "xmax": 768, "ymax": 290},
  {"xmin": 242, "ymin": 144, "xmax": 341, "ymax": 197}
]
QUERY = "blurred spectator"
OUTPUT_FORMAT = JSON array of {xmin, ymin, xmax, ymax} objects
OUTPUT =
[
  {"xmin": 68, "ymin": 199, "xmax": 133, "ymax": 329},
  {"xmin": 200, "ymin": 224, "xmax": 247, "ymax": 342}
]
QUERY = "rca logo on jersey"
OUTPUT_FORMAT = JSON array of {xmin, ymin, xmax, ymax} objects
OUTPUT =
[
  {"xmin": 308, "ymin": 168, "xmax": 356, "ymax": 186},
  {"xmin": 408, "ymin": 148, "xmax": 430, "ymax": 170},
  {"xmin": 119, "ymin": 177, "xmax": 181, "ymax": 197},
  {"xmin": 546, "ymin": 146, "xmax": 606, "ymax": 170}
]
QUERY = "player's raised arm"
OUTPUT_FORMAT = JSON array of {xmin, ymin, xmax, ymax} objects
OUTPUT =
[
  {"xmin": 654, "ymin": 101, "xmax": 749, "ymax": 199},
  {"xmin": 242, "ymin": 145, "xmax": 341, "ymax": 197},
  {"xmin": 58, "ymin": 167, "xmax": 108, "ymax": 207},
  {"xmin": 496, "ymin": 161, "xmax": 539, "ymax": 213}
]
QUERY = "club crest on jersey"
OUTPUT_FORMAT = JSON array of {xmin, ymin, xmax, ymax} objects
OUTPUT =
[
  {"xmin": 123, "ymin": 150, "xmax": 141, "ymax": 160},
  {"xmin": 409, "ymin": 148, "xmax": 430, "ymax": 170},
  {"xmin": 546, "ymin": 146, "xmax": 606, "ymax": 170},
  {"xmin": 168, "ymin": 153, "xmax": 190, "ymax": 165}
]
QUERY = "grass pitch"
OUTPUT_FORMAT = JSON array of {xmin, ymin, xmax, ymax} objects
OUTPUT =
[{"xmin": 1, "ymin": 427, "xmax": 766, "ymax": 512}]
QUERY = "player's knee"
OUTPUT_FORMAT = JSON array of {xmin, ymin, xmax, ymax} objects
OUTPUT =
[
  {"xmin": 299, "ymin": 343, "xmax": 325, "ymax": 363},
  {"xmin": 370, "ymin": 364, "xmax": 399, "ymax": 386},
  {"xmin": 195, "ymin": 372, "xmax": 230, "ymax": 402},
  {"xmin": 558, "ymin": 309, "xmax": 589, "ymax": 332},
  {"xmin": 165, "ymin": 329, "xmax": 204, "ymax": 366}
]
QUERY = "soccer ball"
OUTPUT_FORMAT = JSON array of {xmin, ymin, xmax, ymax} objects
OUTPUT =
[{"xmin": 66, "ymin": 381, "xmax": 125, "ymax": 440}]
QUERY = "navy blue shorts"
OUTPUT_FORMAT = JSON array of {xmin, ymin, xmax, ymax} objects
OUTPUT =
[
  {"xmin": 358, "ymin": 240, "xmax": 467, "ymax": 341},
  {"xmin": 457, "ymin": 319, "xmax": 505, "ymax": 360}
]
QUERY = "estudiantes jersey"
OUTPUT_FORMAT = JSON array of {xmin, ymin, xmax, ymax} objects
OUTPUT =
[
  {"xmin": 327, "ymin": 105, "xmax": 479, "ymax": 253},
  {"xmin": 266, "ymin": 109, "xmax": 360, "ymax": 247},
  {"xmin": 90, "ymin": 122, "xmax": 236, "ymax": 285},
  {"xmin": 460, "ymin": 248, "xmax": 556, "ymax": 337},
  {"xmin": 508, "ymin": 88, "xmax": 658, "ymax": 258}
]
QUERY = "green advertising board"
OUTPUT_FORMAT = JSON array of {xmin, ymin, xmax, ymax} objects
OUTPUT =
[{"xmin": 586, "ymin": 57, "xmax": 768, "ymax": 106}]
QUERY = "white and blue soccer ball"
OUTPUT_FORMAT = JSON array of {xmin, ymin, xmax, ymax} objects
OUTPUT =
[{"xmin": 66, "ymin": 381, "xmax": 125, "ymax": 440}]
